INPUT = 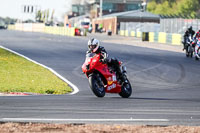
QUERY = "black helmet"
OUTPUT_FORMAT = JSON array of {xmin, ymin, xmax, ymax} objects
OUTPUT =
[{"xmin": 189, "ymin": 26, "xmax": 193, "ymax": 30}]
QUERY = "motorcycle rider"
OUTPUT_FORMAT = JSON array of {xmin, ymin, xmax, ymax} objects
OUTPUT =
[
  {"xmin": 87, "ymin": 38, "xmax": 126, "ymax": 83},
  {"xmin": 195, "ymin": 40, "xmax": 200, "ymax": 58},
  {"xmin": 183, "ymin": 26, "xmax": 195, "ymax": 50},
  {"xmin": 192, "ymin": 30, "xmax": 200, "ymax": 48},
  {"xmin": 194, "ymin": 30, "xmax": 200, "ymax": 39},
  {"xmin": 193, "ymin": 31, "xmax": 200, "ymax": 58}
]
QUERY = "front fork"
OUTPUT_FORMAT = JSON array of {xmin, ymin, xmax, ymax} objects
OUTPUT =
[
  {"xmin": 96, "ymin": 73, "xmax": 105, "ymax": 87},
  {"xmin": 120, "ymin": 66, "xmax": 128, "ymax": 84},
  {"xmin": 121, "ymin": 66, "xmax": 127, "ymax": 74}
]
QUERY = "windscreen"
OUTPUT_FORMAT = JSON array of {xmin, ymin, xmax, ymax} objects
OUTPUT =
[{"xmin": 86, "ymin": 53, "xmax": 96, "ymax": 58}]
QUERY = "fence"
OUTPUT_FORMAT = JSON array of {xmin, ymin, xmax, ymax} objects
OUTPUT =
[
  {"xmin": 118, "ymin": 19, "xmax": 200, "ymax": 45},
  {"xmin": 120, "ymin": 19, "xmax": 200, "ymax": 35},
  {"xmin": 120, "ymin": 22, "xmax": 160, "ymax": 32},
  {"xmin": 119, "ymin": 21, "xmax": 183, "ymax": 45},
  {"xmin": 160, "ymin": 18, "xmax": 200, "ymax": 34},
  {"xmin": 119, "ymin": 22, "xmax": 160, "ymax": 37}
]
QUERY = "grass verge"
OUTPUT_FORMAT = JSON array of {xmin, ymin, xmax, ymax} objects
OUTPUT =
[{"xmin": 0, "ymin": 47, "xmax": 72, "ymax": 94}]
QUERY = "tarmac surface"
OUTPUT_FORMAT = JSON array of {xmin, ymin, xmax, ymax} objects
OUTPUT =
[{"xmin": 0, "ymin": 30, "xmax": 200, "ymax": 125}]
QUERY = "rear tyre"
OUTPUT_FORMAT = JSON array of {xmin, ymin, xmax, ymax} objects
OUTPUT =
[
  {"xmin": 119, "ymin": 79, "xmax": 132, "ymax": 98},
  {"xmin": 89, "ymin": 74, "xmax": 105, "ymax": 97}
]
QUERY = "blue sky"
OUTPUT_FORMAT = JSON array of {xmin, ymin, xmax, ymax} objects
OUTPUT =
[{"xmin": 0, "ymin": 0, "xmax": 72, "ymax": 21}]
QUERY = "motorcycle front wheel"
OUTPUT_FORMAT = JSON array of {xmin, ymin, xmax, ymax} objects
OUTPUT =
[
  {"xmin": 186, "ymin": 46, "xmax": 189, "ymax": 57},
  {"xmin": 188, "ymin": 46, "xmax": 193, "ymax": 58},
  {"xmin": 190, "ymin": 52, "xmax": 193, "ymax": 58},
  {"xmin": 195, "ymin": 56, "xmax": 199, "ymax": 60},
  {"xmin": 89, "ymin": 73, "xmax": 105, "ymax": 97},
  {"xmin": 119, "ymin": 79, "xmax": 132, "ymax": 98}
]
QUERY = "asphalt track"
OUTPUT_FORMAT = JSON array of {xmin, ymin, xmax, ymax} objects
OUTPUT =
[{"xmin": 0, "ymin": 30, "xmax": 200, "ymax": 126}]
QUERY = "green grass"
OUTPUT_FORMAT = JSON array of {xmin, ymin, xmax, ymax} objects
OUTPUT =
[{"xmin": 0, "ymin": 48, "xmax": 72, "ymax": 94}]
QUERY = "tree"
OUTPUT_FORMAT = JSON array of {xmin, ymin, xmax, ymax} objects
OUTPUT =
[
  {"xmin": 147, "ymin": 1, "xmax": 157, "ymax": 13},
  {"xmin": 147, "ymin": 0, "xmax": 200, "ymax": 18},
  {"xmin": 46, "ymin": 9, "xmax": 50, "ymax": 23},
  {"xmin": 35, "ymin": 10, "xmax": 42, "ymax": 22},
  {"xmin": 50, "ymin": 9, "xmax": 55, "ymax": 24},
  {"xmin": 148, "ymin": 0, "xmax": 175, "ymax": 3},
  {"xmin": 154, "ymin": 1, "xmax": 171, "ymax": 15},
  {"xmin": 176, "ymin": 0, "xmax": 199, "ymax": 18},
  {"xmin": 147, "ymin": 0, "xmax": 176, "ymax": 15}
]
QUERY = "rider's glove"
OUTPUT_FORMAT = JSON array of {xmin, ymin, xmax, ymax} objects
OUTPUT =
[{"xmin": 99, "ymin": 58, "xmax": 108, "ymax": 64}]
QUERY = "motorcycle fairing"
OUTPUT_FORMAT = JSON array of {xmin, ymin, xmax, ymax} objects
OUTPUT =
[{"xmin": 94, "ymin": 64, "xmax": 121, "ymax": 93}]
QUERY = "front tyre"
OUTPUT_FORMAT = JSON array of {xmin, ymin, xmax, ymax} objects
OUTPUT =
[
  {"xmin": 195, "ymin": 56, "xmax": 199, "ymax": 60},
  {"xmin": 119, "ymin": 79, "xmax": 132, "ymax": 98},
  {"xmin": 190, "ymin": 52, "xmax": 193, "ymax": 58},
  {"xmin": 189, "ymin": 46, "xmax": 193, "ymax": 58},
  {"xmin": 186, "ymin": 46, "xmax": 189, "ymax": 57},
  {"xmin": 89, "ymin": 74, "xmax": 105, "ymax": 97}
]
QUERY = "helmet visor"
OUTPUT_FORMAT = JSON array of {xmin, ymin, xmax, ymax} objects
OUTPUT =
[{"xmin": 89, "ymin": 45, "xmax": 97, "ymax": 50}]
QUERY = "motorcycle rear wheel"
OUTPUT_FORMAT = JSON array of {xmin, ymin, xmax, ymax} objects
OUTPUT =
[
  {"xmin": 89, "ymin": 74, "xmax": 105, "ymax": 97},
  {"xmin": 119, "ymin": 79, "xmax": 132, "ymax": 98}
]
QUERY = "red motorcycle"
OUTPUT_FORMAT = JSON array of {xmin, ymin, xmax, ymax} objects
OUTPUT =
[{"xmin": 82, "ymin": 53, "xmax": 132, "ymax": 98}]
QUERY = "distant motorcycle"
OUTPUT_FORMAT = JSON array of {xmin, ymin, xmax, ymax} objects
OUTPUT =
[
  {"xmin": 195, "ymin": 39, "xmax": 200, "ymax": 60},
  {"xmin": 82, "ymin": 53, "xmax": 132, "ymax": 98},
  {"xmin": 185, "ymin": 35, "xmax": 194, "ymax": 58}
]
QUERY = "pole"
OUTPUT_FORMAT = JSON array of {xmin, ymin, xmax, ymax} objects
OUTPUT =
[{"xmin": 100, "ymin": 0, "xmax": 103, "ymax": 17}]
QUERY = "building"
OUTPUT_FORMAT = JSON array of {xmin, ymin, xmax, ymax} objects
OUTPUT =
[
  {"xmin": 71, "ymin": 4, "xmax": 86, "ymax": 17},
  {"xmin": 64, "ymin": 0, "xmax": 145, "ymax": 29},
  {"xmin": 87, "ymin": 0, "xmax": 143, "ymax": 18},
  {"xmin": 92, "ymin": 10, "xmax": 160, "ymax": 34}
]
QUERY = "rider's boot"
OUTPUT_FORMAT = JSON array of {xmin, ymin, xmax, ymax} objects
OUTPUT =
[{"xmin": 183, "ymin": 43, "xmax": 186, "ymax": 51}]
